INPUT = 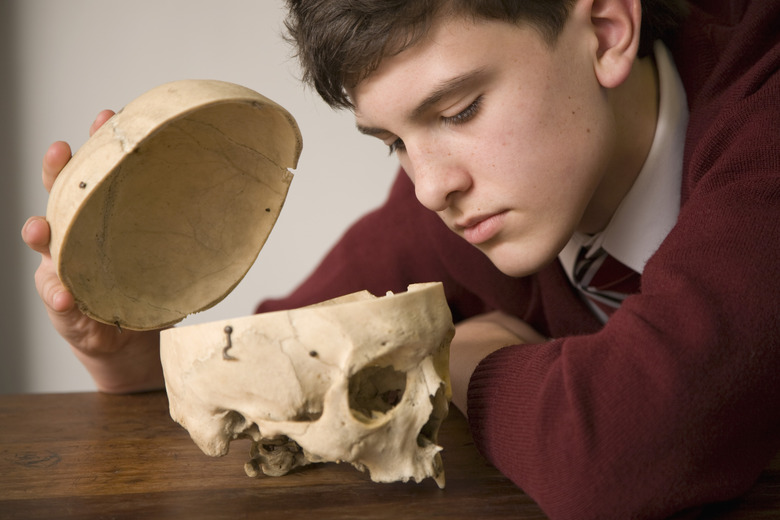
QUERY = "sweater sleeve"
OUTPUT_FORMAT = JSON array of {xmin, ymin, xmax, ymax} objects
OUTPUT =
[{"xmin": 466, "ymin": 3, "xmax": 780, "ymax": 519}]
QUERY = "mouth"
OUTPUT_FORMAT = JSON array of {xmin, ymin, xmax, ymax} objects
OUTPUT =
[{"xmin": 456, "ymin": 211, "xmax": 508, "ymax": 245}]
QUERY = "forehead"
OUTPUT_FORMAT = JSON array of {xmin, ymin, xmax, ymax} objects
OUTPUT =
[
  {"xmin": 353, "ymin": 15, "xmax": 486, "ymax": 90},
  {"xmin": 350, "ymin": 15, "xmax": 540, "ymax": 122}
]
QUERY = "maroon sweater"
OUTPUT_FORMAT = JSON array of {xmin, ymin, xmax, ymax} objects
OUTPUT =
[{"xmin": 258, "ymin": 1, "xmax": 780, "ymax": 518}]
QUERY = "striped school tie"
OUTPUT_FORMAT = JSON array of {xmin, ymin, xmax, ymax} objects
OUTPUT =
[{"xmin": 573, "ymin": 246, "xmax": 641, "ymax": 319}]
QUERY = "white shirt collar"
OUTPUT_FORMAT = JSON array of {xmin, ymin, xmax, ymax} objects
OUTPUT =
[{"xmin": 559, "ymin": 42, "xmax": 689, "ymax": 279}]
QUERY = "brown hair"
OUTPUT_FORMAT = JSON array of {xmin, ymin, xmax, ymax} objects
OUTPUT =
[{"xmin": 284, "ymin": 0, "xmax": 688, "ymax": 109}]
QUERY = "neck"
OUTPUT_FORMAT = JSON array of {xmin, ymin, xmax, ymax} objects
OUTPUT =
[{"xmin": 579, "ymin": 54, "xmax": 659, "ymax": 234}]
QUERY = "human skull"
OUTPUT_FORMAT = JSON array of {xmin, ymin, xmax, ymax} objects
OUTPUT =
[{"xmin": 160, "ymin": 282, "xmax": 454, "ymax": 488}]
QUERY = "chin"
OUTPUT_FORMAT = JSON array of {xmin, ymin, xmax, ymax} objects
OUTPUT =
[
  {"xmin": 485, "ymin": 253, "xmax": 547, "ymax": 279},
  {"xmin": 495, "ymin": 264, "xmax": 541, "ymax": 278},
  {"xmin": 482, "ymin": 242, "xmax": 561, "ymax": 278}
]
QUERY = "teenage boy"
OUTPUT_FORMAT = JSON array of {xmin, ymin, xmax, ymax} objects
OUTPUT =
[{"xmin": 22, "ymin": 0, "xmax": 779, "ymax": 518}]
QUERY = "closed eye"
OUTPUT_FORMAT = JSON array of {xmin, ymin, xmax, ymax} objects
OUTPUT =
[
  {"xmin": 388, "ymin": 137, "xmax": 405, "ymax": 155},
  {"xmin": 442, "ymin": 95, "xmax": 483, "ymax": 126},
  {"xmin": 384, "ymin": 95, "xmax": 483, "ymax": 154}
]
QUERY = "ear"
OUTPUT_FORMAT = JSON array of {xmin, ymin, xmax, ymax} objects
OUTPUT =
[{"xmin": 588, "ymin": 0, "xmax": 641, "ymax": 88}]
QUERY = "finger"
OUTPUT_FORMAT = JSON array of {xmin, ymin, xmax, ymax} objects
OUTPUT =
[
  {"xmin": 34, "ymin": 254, "xmax": 74, "ymax": 313},
  {"xmin": 89, "ymin": 109, "xmax": 115, "ymax": 137},
  {"xmin": 42, "ymin": 141, "xmax": 72, "ymax": 193},
  {"xmin": 21, "ymin": 216, "xmax": 52, "ymax": 257},
  {"xmin": 50, "ymin": 287, "xmax": 77, "ymax": 314}
]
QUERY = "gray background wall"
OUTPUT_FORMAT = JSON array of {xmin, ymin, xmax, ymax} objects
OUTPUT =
[{"xmin": 1, "ymin": 1, "xmax": 397, "ymax": 393}]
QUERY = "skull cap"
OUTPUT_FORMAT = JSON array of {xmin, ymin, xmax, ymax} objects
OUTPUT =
[{"xmin": 46, "ymin": 80, "xmax": 302, "ymax": 330}]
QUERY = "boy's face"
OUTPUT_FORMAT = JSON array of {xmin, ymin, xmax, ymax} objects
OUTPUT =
[{"xmin": 351, "ymin": 12, "xmax": 635, "ymax": 277}]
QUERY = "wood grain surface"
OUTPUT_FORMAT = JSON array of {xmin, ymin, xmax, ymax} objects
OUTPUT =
[{"xmin": 0, "ymin": 391, "xmax": 777, "ymax": 519}]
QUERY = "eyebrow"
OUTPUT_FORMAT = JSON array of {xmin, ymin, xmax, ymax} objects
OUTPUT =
[{"xmin": 356, "ymin": 67, "xmax": 488, "ymax": 137}]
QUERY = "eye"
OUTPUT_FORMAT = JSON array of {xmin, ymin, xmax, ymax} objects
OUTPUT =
[
  {"xmin": 442, "ymin": 95, "xmax": 483, "ymax": 126},
  {"xmin": 387, "ymin": 137, "xmax": 406, "ymax": 155}
]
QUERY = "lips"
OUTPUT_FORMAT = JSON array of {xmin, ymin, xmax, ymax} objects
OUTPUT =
[{"xmin": 458, "ymin": 211, "xmax": 507, "ymax": 245}]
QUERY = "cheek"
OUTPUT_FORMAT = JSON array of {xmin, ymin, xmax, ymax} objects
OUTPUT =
[{"xmin": 500, "ymin": 95, "xmax": 610, "ymax": 193}]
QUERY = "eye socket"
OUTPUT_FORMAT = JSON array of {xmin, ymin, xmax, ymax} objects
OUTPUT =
[
  {"xmin": 441, "ymin": 95, "xmax": 483, "ymax": 126},
  {"xmin": 384, "ymin": 95, "xmax": 483, "ymax": 155},
  {"xmin": 348, "ymin": 364, "xmax": 407, "ymax": 422}
]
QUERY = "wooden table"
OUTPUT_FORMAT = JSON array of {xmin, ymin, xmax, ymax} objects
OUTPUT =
[{"xmin": 0, "ymin": 392, "xmax": 777, "ymax": 519}]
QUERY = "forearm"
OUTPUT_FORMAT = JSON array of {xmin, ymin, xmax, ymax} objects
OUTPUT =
[{"xmin": 450, "ymin": 312, "xmax": 547, "ymax": 416}]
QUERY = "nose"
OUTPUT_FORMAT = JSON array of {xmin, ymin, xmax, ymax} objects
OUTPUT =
[{"xmin": 405, "ymin": 143, "xmax": 472, "ymax": 212}]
